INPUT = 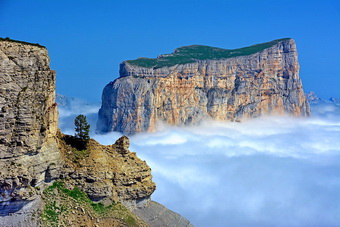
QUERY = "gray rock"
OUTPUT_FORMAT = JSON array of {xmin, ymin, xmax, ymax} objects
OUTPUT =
[{"xmin": 133, "ymin": 200, "xmax": 194, "ymax": 227}]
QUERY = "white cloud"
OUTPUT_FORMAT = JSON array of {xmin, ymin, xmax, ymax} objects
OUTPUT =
[{"xmin": 59, "ymin": 104, "xmax": 340, "ymax": 227}]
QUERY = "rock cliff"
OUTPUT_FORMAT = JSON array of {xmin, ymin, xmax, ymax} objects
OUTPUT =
[
  {"xmin": 58, "ymin": 134, "xmax": 156, "ymax": 208},
  {"xmin": 0, "ymin": 38, "xmax": 61, "ymax": 217},
  {"xmin": 0, "ymin": 38, "xmax": 193, "ymax": 226},
  {"xmin": 97, "ymin": 38, "xmax": 310, "ymax": 134}
]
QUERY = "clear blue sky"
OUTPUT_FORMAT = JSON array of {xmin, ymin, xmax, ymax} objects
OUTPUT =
[{"xmin": 1, "ymin": 0, "xmax": 339, "ymax": 102}]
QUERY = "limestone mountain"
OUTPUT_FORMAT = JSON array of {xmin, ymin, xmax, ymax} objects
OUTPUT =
[
  {"xmin": 97, "ymin": 38, "xmax": 310, "ymax": 135},
  {"xmin": 0, "ymin": 38, "xmax": 193, "ymax": 227}
]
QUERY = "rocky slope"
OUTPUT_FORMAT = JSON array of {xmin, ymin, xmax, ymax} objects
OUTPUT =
[
  {"xmin": 0, "ymin": 38, "xmax": 193, "ymax": 226},
  {"xmin": 97, "ymin": 38, "xmax": 310, "ymax": 134}
]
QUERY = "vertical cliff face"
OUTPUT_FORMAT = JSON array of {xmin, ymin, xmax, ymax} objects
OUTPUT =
[
  {"xmin": 97, "ymin": 38, "xmax": 310, "ymax": 134},
  {"xmin": 0, "ymin": 39, "xmax": 61, "ymax": 215}
]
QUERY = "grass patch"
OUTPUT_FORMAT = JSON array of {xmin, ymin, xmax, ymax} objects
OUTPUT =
[
  {"xmin": 42, "ymin": 181, "xmax": 140, "ymax": 226},
  {"xmin": 44, "ymin": 181, "xmax": 110, "ymax": 213},
  {"xmin": 127, "ymin": 38, "xmax": 291, "ymax": 68},
  {"xmin": 41, "ymin": 200, "xmax": 67, "ymax": 226}
]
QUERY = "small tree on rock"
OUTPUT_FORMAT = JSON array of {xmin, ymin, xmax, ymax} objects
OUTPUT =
[{"xmin": 74, "ymin": 114, "xmax": 90, "ymax": 141}]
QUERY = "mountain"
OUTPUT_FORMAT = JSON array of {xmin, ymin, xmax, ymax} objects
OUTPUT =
[
  {"xmin": 97, "ymin": 38, "xmax": 310, "ymax": 135},
  {"xmin": 0, "ymin": 38, "xmax": 193, "ymax": 226},
  {"xmin": 306, "ymin": 91, "xmax": 340, "ymax": 118},
  {"xmin": 306, "ymin": 91, "xmax": 340, "ymax": 105}
]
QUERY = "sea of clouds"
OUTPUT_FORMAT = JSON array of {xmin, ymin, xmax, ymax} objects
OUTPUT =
[{"xmin": 59, "ymin": 101, "xmax": 340, "ymax": 227}]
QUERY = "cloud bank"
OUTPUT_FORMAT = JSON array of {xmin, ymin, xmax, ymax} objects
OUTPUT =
[{"xmin": 62, "ymin": 103, "xmax": 340, "ymax": 227}]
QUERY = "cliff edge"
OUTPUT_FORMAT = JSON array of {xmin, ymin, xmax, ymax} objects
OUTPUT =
[
  {"xmin": 0, "ymin": 38, "xmax": 61, "ymax": 218},
  {"xmin": 0, "ymin": 38, "xmax": 193, "ymax": 226},
  {"xmin": 97, "ymin": 38, "xmax": 310, "ymax": 134}
]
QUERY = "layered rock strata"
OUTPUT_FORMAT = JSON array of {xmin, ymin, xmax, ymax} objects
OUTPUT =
[
  {"xmin": 0, "ymin": 39, "xmax": 61, "ymax": 216},
  {"xmin": 97, "ymin": 38, "xmax": 310, "ymax": 134},
  {"xmin": 0, "ymin": 38, "xmax": 194, "ymax": 226},
  {"xmin": 59, "ymin": 134, "xmax": 156, "ymax": 207},
  {"xmin": 59, "ymin": 134, "xmax": 194, "ymax": 226}
]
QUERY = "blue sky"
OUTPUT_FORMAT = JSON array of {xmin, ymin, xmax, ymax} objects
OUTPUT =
[{"xmin": 1, "ymin": 0, "xmax": 339, "ymax": 102}]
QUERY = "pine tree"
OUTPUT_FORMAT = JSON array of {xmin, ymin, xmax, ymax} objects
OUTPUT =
[{"xmin": 74, "ymin": 114, "xmax": 90, "ymax": 141}]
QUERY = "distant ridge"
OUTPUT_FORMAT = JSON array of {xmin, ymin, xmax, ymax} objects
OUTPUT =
[{"xmin": 127, "ymin": 38, "xmax": 291, "ymax": 68}]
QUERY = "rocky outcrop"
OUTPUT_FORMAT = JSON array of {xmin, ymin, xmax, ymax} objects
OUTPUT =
[
  {"xmin": 58, "ymin": 134, "xmax": 194, "ymax": 226},
  {"xmin": 97, "ymin": 38, "xmax": 310, "ymax": 134},
  {"xmin": 58, "ymin": 134, "xmax": 156, "ymax": 208},
  {"xmin": 0, "ymin": 39, "xmax": 61, "ymax": 217},
  {"xmin": 0, "ymin": 38, "xmax": 194, "ymax": 226}
]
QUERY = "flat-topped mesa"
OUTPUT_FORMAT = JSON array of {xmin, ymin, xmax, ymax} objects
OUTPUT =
[{"xmin": 97, "ymin": 38, "xmax": 310, "ymax": 134}]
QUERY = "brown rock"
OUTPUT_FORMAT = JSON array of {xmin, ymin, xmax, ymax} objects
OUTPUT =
[
  {"xmin": 97, "ymin": 38, "xmax": 310, "ymax": 134},
  {"xmin": 114, "ymin": 135, "xmax": 130, "ymax": 156},
  {"xmin": 0, "ymin": 39, "xmax": 62, "ymax": 217},
  {"xmin": 59, "ymin": 134, "xmax": 156, "ymax": 208}
]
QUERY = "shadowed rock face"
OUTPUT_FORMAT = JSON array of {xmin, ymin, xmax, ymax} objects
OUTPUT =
[
  {"xmin": 0, "ymin": 39, "xmax": 61, "ymax": 216},
  {"xmin": 97, "ymin": 38, "xmax": 310, "ymax": 135}
]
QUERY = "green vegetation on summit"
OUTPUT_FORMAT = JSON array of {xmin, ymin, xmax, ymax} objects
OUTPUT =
[{"xmin": 127, "ymin": 38, "xmax": 291, "ymax": 68}]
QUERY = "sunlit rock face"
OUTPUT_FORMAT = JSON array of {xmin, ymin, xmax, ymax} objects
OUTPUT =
[
  {"xmin": 97, "ymin": 38, "xmax": 310, "ymax": 134},
  {"xmin": 0, "ymin": 39, "xmax": 61, "ymax": 217}
]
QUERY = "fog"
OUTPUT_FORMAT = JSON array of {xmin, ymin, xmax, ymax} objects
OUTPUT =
[{"xmin": 60, "ymin": 103, "xmax": 340, "ymax": 227}]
